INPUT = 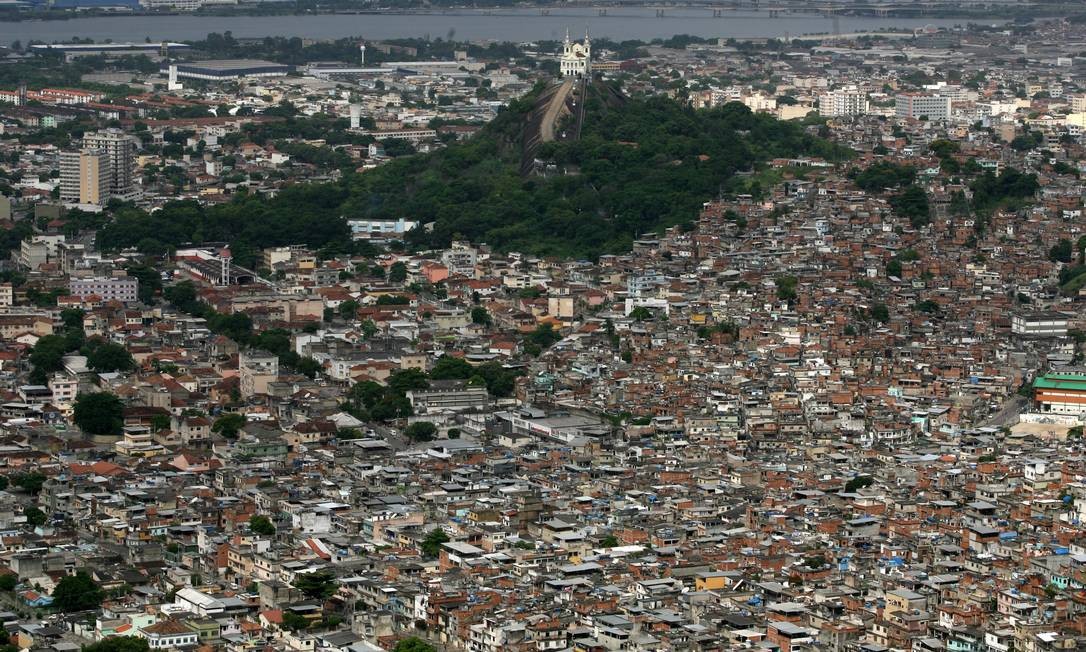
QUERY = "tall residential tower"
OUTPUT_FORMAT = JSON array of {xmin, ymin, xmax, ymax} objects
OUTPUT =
[
  {"xmin": 82, "ymin": 128, "xmax": 138, "ymax": 200},
  {"xmin": 59, "ymin": 148, "xmax": 110, "ymax": 206}
]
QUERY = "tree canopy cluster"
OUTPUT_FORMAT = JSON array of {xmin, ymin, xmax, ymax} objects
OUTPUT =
[
  {"xmin": 52, "ymin": 571, "xmax": 103, "ymax": 612},
  {"xmin": 394, "ymin": 638, "xmax": 437, "ymax": 652},
  {"xmin": 26, "ymin": 309, "xmax": 124, "ymax": 383},
  {"xmin": 343, "ymin": 357, "xmax": 522, "ymax": 424},
  {"xmin": 428, "ymin": 355, "xmax": 521, "ymax": 396},
  {"xmin": 420, "ymin": 528, "xmax": 449, "ymax": 558},
  {"xmin": 293, "ymin": 570, "xmax": 337, "ymax": 600},
  {"xmin": 98, "ymin": 186, "xmax": 350, "ymax": 269},
  {"xmin": 969, "ymin": 168, "xmax": 1040, "ymax": 214},
  {"xmin": 93, "ymin": 90, "xmax": 846, "ymax": 261},
  {"xmin": 82, "ymin": 638, "xmax": 149, "ymax": 652},
  {"xmin": 73, "ymin": 392, "xmax": 124, "ymax": 437},
  {"xmin": 852, "ymin": 161, "xmax": 917, "ymax": 191},
  {"xmin": 249, "ymin": 514, "xmax": 276, "ymax": 536},
  {"xmin": 850, "ymin": 162, "xmax": 931, "ymax": 228},
  {"xmin": 374, "ymin": 92, "xmax": 845, "ymax": 257}
]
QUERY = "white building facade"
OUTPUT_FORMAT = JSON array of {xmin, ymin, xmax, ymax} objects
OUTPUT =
[{"xmin": 560, "ymin": 31, "xmax": 591, "ymax": 78}]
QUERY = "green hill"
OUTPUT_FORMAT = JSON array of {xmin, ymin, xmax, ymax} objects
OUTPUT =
[
  {"xmin": 98, "ymin": 84, "xmax": 846, "ymax": 263},
  {"xmin": 346, "ymin": 83, "xmax": 846, "ymax": 257}
]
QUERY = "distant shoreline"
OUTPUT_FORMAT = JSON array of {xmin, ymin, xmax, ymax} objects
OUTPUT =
[
  {"xmin": 0, "ymin": 2, "xmax": 1068, "ymax": 24},
  {"xmin": 0, "ymin": 9, "xmax": 1005, "ymax": 45}
]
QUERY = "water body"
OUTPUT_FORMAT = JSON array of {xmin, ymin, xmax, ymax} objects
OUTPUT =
[{"xmin": 0, "ymin": 9, "xmax": 975, "ymax": 45}]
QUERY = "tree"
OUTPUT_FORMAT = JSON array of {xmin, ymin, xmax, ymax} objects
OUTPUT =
[
  {"xmin": 295, "ymin": 357, "xmax": 322, "ymax": 379},
  {"xmin": 92, "ymin": 94, "xmax": 844, "ymax": 264},
  {"xmin": 125, "ymin": 264, "xmax": 162, "ymax": 304},
  {"xmin": 870, "ymin": 303, "xmax": 890, "ymax": 323},
  {"xmin": 59, "ymin": 308, "xmax": 85, "ymax": 331},
  {"xmin": 775, "ymin": 275, "xmax": 798, "ymax": 302},
  {"xmin": 81, "ymin": 637, "xmax": 149, "ymax": 652},
  {"xmin": 347, "ymin": 380, "xmax": 385, "ymax": 411},
  {"xmin": 420, "ymin": 528, "xmax": 449, "ymax": 558},
  {"xmin": 249, "ymin": 514, "xmax": 275, "ymax": 536},
  {"xmin": 293, "ymin": 571, "xmax": 337, "ymax": 600},
  {"xmin": 470, "ymin": 306, "xmax": 491, "ymax": 326},
  {"xmin": 387, "ymin": 369, "xmax": 430, "ymax": 394},
  {"xmin": 528, "ymin": 323, "xmax": 561, "ymax": 348},
  {"xmin": 429, "ymin": 356, "xmax": 474, "ymax": 380},
  {"xmin": 11, "ymin": 472, "xmax": 45, "ymax": 495},
  {"xmin": 338, "ymin": 300, "xmax": 360, "ymax": 320},
  {"xmin": 212, "ymin": 413, "xmax": 246, "ymax": 439},
  {"xmin": 890, "ymin": 185, "xmax": 930, "ymax": 228},
  {"xmin": 281, "ymin": 611, "xmax": 310, "ymax": 631},
  {"xmin": 360, "ymin": 319, "xmax": 378, "ymax": 339},
  {"xmin": 376, "ymin": 294, "xmax": 409, "ymax": 305},
  {"xmin": 73, "ymin": 392, "xmax": 124, "ymax": 437},
  {"xmin": 394, "ymin": 638, "xmax": 436, "ymax": 652},
  {"xmin": 404, "ymin": 422, "xmax": 437, "ymax": 442},
  {"xmin": 23, "ymin": 506, "xmax": 46, "ymax": 527},
  {"xmin": 928, "ymin": 139, "xmax": 959, "ymax": 158},
  {"xmin": 387, "ymin": 261, "xmax": 407, "ymax": 283},
  {"xmin": 970, "ymin": 167, "xmax": 1039, "ymax": 213},
  {"xmin": 1050, "ymin": 238, "xmax": 1074, "ymax": 263},
  {"xmin": 0, "ymin": 574, "xmax": 16, "ymax": 591},
  {"xmin": 600, "ymin": 535, "xmax": 619, "ymax": 548},
  {"xmin": 370, "ymin": 394, "xmax": 413, "ymax": 422},
  {"xmin": 84, "ymin": 339, "xmax": 136, "ymax": 373},
  {"xmin": 337, "ymin": 428, "xmax": 363, "ymax": 440},
  {"xmin": 52, "ymin": 571, "xmax": 103, "ymax": 612},
  {"xmin": 852, "ymin": 161, "xmax": 916, "ymax": 191},
  {"xmin": 164, "ymin": 281, "xmax": 199, "ymax": 312},
  {"xmin": 29, "ymin": 334, "xmax": 79, "ymax": 384},
  {"xmin": 473, "ymin": 361, "xmax": 521, "ymax": 397},
  {"xmin": 915, "ymin": 299, "xmax": 941, "ymax": 314},
  {"xmin": 150, "ymin": 414, "xmax": 171, "ymax": 433},
  {"xmin": 1011, "ymin": 132, "xmax": 1042, "ymax": 151},
  {"xmin": 844, "ymin": 476, "xmax": 874, "ymax": 492}
]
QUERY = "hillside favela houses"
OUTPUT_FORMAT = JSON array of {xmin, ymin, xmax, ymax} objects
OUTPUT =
[{"xmin": 2, "ymin": 15, "xmax": 1086, "ymax": 652}]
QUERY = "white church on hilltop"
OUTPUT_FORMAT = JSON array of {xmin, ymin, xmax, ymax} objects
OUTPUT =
[{"xmin": 560, "ymin": 29, "xmax": 591, "ymax": 77}]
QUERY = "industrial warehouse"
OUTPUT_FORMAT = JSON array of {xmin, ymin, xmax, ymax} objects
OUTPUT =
[{"xmin": 159, "ymin": 59, "xmax": 291, "ymax": 80}]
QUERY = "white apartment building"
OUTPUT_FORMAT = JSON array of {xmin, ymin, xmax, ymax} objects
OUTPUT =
[
  {"xmin": 895, "ymin": 93, "xmax": 951, "ymax": 120},
  {"xmin": 819, "ymin": 88, "xmax": 869, "ymax": 117}
]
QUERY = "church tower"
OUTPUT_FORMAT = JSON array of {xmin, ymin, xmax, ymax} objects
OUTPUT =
[{"xmin": 559, "ymin": 28, "xmax": 591, "ymax": 78}]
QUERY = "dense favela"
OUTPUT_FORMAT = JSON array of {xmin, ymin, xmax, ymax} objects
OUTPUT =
[{"xmin": 3, "ymin": 5, "xmax": 1086, "ymax": 652}]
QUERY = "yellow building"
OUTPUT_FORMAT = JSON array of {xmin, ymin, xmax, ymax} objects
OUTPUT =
[
  {"xmin": 59, "ymin": 147, "xmax": 110, "ymax": 206},
  {"xmin": 695, "ymin": 571, "xmax": 731, "ymax": 591},
  {"xmin": 884, "ymin": 588, "xmax": 925, "ymax": 618}
]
